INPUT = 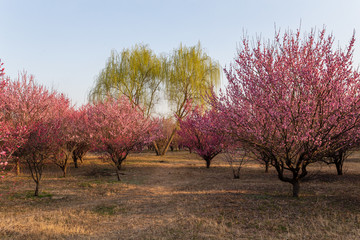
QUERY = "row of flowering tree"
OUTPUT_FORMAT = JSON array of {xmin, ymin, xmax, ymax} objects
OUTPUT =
[
  {"xmin": 0, "ymin": 63, "xmax": 159, "ymax": 195},
  {"xmin": 2, "ymin": 27, "xmax": 360, "ymax": 198},
  {"xmin": 2, "ymin": 73, "xmax": 73, "ymax": 195},
  {"xmin": 178, "ymin": 28, "xmax": 360, "ymax": 198}
]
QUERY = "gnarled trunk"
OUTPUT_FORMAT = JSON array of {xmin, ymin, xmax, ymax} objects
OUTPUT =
[
  {"xmin": 232, "ymin": 168, "xmax": 240, "ymax": 179},
  {"xmin": 116, "ymin": 169, "xmax": 121, "ymax": 181},
  {"xmin": 273, "ymin": 154, "xmax": 308, "ymax": 198},
  {"xmin": 335, "ymin": 162, "xmax": 343, "ymax": 175},
  {"xmin": 265, "ymin": 161, "xmax": 269, "ymax": 173},
  {"xmin": 61, "ymin": 166, "xmax": 67, "ymax": 178},
  {"xmin": 160, "ymin": 129, "xmax": 177, "ymax": 156},
  {"xmin": 34, "ymin": 181, "xmax": 40, "ymax": 196},
  {"xmin": 334, "ymin": 150, "xmax": 346, "ymax": 175},
  {"xmin": 292, "ymin": 180, "xmax": 300, "ymax": 198},
  {"xmin": 153, "ymin": 141, "xmax": 160, "ymax": 156},
  {"xmin": 73, "ymin": 152, "xmax": 79, "ymax": 168},
  {"xmin": 112, "ymin": 154, "xmax": 127, "ymax": 181},
  {"xmin": 206, "ymin": 159, "xmax": 211, "ymax": 168}
]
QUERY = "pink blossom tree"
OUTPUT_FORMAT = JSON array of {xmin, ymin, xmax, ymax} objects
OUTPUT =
[
  {"xmin": 4, "ymin": 74, "xmax": 71, "ymax": 195},
  {"xmin": 86, "ymin": 96, "xmax": 157, "ymax": 181},
  {"xmin": 0, "ymin": 60, "xmax": 4, "ymax": 76},
  {"xmin": 70, "ymin": 107, "xmax": 92, "ymax": 168},
  {"xmin": 0, "ymin": 60, "xmax": 7, "ymax": 150},
  {"xmin": 21, "ymin": 119, "xmax": 63, "ymax": 196},
  {"xmin": 0, "ymin": 62, "xmax": 30, "ymax": 178},
  {"xmin": 178, "ymin": 106, "xmax": 228, "ymax": 168},
  {"xmin": 215, "ymin": 28, "xmax": 360, "ymax": 197},
  {"xmin": 51, "ymin": 107, "xmax": 88, "ymax": 177},
  {"xmin": 0, "ymin": 59, "xmax": 9, "ymax": 178},
  {"xmin": 3, "ymin": 74, "xmax": 49, "ymax": 175}
]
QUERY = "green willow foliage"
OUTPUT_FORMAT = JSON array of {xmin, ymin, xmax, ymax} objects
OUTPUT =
[
  {"xmin": 165, "ymin": 42, "xmax": 221, "ymax": 118},
  {"xmin": 152, "ymin": 42, "xmax": 221, "ymax": 155},
  {"xmin": 89, "ymin": 44, "xmax": 164, "ymax": 116},
  {"xmin": 89, "ymin": 42, "xmax": 221, "ymax": 118}
]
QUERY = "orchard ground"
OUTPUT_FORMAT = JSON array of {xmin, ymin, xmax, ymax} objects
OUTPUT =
[{"xmin": 0, "ymin": 151, "xmax": 359, "ymax": 239}]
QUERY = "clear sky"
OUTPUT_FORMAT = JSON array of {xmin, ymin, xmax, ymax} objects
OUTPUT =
[{"xmin": 1, "ymin": 0, "xmax": 360, "ymax": 110}]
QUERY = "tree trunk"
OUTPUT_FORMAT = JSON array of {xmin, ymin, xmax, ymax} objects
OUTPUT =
[
  {"xmin": 265, "ymin": 161, "xmax": 269, "ymax": 173},
  {"xmin": 206, "ymin": 159, "xmax": 211, "ymax": 168},
  {"xmin": 335, "ymin": 161, "xmax": 343, "ymax": 175},
  {"xmin": 34, "ymin": 182, "xmax": 40, "ymax": 196},
  {"xmin": 292, "ymin": 180, "xmax": 300, "ymax": 198},
  {"xmin": 160, "ymin": 129, "xmax": 176, "ymax": 156},
  {"xmin": 16, "ymin": 160, "xmax": 21, "ymax": 175},
  {"xmin": 333, "ymin": 149, "xmax": 345, "ymax": 175},
  {"xmin": 116, "ymin": 169, "xmax": 121, "ymax": 181},
  {"xmin": 62, "ymin": 167, "xmax": 67, "ymax": 178},
  {"xmin": 233, "ymin": 168, "xmax": 240, "ymax": 179},
  {"xmin": 153, "ymin": 141, "xmax": 160, "ymax": 156},
  {"xmin": 115, "ymin": 161, "xmax": 123, "ymax": 181},
  {"xmin": 73, "ymin": 154, "xmax": 78, "ymax": 168}
]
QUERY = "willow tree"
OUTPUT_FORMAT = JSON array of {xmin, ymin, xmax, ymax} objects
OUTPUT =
[
  {"xmin": 89, "ymin": 44, "xmax": 164, "ymax": 116},
  {"xmin": 155, "ymin": 42, "xmax": 221, "ymax": 155}
]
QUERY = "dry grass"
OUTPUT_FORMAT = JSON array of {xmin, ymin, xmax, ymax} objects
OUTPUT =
[{"xmin": 0, "ymin": 151, "xmax": 359, "ymax": 239}]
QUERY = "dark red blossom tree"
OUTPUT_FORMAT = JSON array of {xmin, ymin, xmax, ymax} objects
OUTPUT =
[{"xmin": 178, "ymin": 107, "xmax": 228, "ymax": 168}]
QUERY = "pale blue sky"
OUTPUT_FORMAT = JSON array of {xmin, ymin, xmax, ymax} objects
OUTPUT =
[{"xmin": 1, "ymin": 0, "xmax": 360, "ymax": 110}]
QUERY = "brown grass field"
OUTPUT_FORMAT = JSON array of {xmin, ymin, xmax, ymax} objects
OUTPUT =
[{"xmin": 0, "ymin": 151, "xmax": 359, "ymax": 239}]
